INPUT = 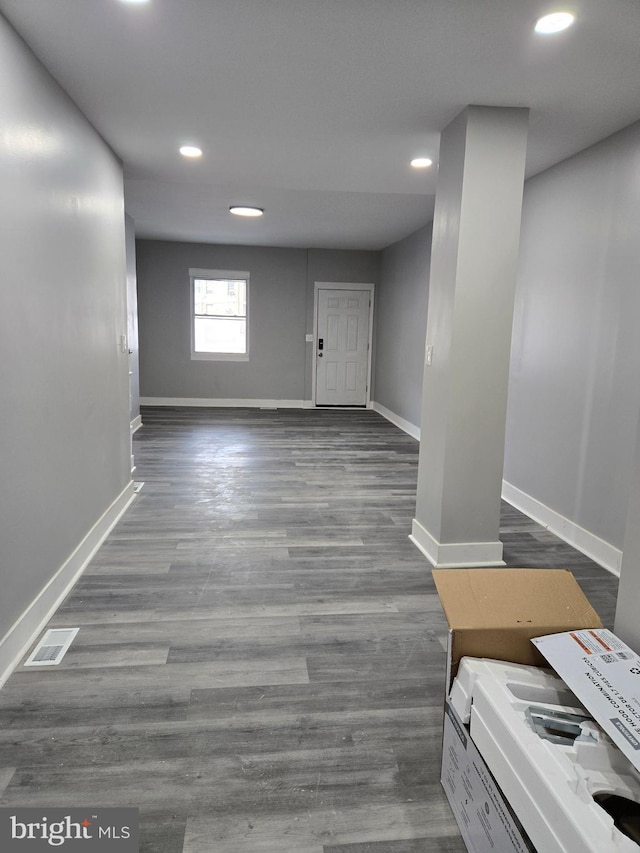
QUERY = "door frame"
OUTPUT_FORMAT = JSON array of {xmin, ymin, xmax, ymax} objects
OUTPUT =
[{"xmin": 312, "ymin": 281, "xmax": 375, "ymax": 408}]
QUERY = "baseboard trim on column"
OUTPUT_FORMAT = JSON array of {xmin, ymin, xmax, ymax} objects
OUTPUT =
[{"xmin": 410, "ymin": 518, "xmax": 505, "ymax": 568}]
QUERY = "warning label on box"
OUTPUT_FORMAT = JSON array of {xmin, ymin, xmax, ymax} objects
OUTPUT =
[{"xmin": 532, "ymin": 629, "xmax": 640, "ymax": 772}]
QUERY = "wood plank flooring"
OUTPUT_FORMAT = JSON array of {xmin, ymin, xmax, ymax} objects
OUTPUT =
[{"xmin": 0, "ymin": 407, "xmax": 620, "ymax": 852}]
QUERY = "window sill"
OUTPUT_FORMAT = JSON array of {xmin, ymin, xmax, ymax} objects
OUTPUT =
[{"xmin": 191, "ymin": 352, "xmax": 249, "ymax": 362}]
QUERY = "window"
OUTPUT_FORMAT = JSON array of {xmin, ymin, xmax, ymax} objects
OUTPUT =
[{"xmin": 190, "ymin": 268, "xmax": 249, "ymax": 360}]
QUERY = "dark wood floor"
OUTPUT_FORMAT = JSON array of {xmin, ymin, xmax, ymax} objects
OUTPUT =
[{"xmin": 0, "ymin": 407, "xmax": 619, "ymax": 852}]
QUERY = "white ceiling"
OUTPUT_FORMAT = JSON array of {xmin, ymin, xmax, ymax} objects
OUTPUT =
[{"xmin": 2, "ymin": 0, "xmax": 639, "ymax": 250}]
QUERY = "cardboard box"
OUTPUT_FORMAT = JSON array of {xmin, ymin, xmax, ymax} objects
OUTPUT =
[
  {"xmin": 441, "ymin": 693, "xmax": 536, "ymax": 853},
  {"xmin": 433, "ymin": 568, "xmax": 602, "ymax": 687},
  {"xmin": 434, "ymin": 568, "xmax": 603, "ymax": 853}
]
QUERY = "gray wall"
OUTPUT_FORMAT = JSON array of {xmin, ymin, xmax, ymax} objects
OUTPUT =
[
  {"xmin": 505, "ymin": 120, "xmax": 640, "ymax": 551},
  {"xmin": 375, "ymin": 224, "xmax": 431, "ymax": 428},
  {"xmin": 0, "ymin": 16, "xmax": 131, "ymax": 641},
  {"xmin": 136, "ymin": 240, "xmax": 379, "ymax": 403}
]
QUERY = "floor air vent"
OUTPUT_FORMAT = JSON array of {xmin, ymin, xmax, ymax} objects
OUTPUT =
[
  {"xmin": 133, "ymin": 481, "xmax": 144, "ymax": 493},
  {"xmin": 24, "ymin": 627, "xmax": 79, "ymax": 667}
]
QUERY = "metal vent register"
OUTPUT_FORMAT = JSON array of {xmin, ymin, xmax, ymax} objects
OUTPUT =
[{"xmin": 24, "ymin": 627, "xmax": 79, "ymax": 666}]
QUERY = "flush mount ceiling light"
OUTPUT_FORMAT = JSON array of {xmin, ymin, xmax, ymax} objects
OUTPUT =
[
  {"xmin": 179, "ymin": 145, "xmax": 202, "ymax": 158},
  {"xmin": 119, "ymin": 0, "xmax": 150, "ymax": 4},
  {"xmin": 229, "ymin": 206, "xmax": 264, "ymax": 217},
  {"xmin": 410, "ymin": 157, "xmax": 433, "ymax": 169},
  {"xmin": 534, "ymin": 12, "xmax": 575, "ymax": 33}
]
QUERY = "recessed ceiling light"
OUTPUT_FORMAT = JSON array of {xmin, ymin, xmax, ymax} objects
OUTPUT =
[
  {"xmin": 229, "ymin": 206, "xmax": 264, "ymax": 217},
  {"xmin": 534, "ymin": 12, "xmax": 575, "ymax": 34},
  {"xmin": 410, "ymin": 157, "xmax": 433, "ymax": 169},
  {"xmin": 179, "ymin": 145, "xmax": 202, "ymax": 158}
]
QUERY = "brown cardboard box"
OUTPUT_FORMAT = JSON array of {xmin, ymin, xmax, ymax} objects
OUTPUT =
[
  {"xmin": 433, "ymin": 568, "xmax": 602, "ymax": 685},
  {"xmin": 434, "ymin": 568, "xmax": 603, "ymax": 853}
]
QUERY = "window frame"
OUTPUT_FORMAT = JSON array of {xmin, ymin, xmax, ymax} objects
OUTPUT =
[{"xmin": 189, "ymin": 267, "xmax": 250, "ymax": 362}]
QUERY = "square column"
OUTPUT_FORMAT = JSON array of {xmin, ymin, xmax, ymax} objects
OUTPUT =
[
  {"xmin": 614, "ymin": 416, "xmax": 640, "ymax": 650},
  {"xmin": 411, "ymin": 106, "xmax": 529, "ymax": 567}
]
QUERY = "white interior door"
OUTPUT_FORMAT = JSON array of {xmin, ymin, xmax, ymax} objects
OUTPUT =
[{"xmin": 315, "ymin": 286, "xmax": 372, "ymax": 406}]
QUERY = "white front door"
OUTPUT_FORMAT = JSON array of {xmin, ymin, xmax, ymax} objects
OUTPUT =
[{"xmin": 315, "ymin": 286, "xmax": 372, "ymax": 406}]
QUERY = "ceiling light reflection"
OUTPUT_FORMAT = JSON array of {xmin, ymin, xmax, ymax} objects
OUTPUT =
[
  {"xmin": 2, "ymin": 126, "xmax": 61, "ymax": 158},
  {"xmin": 410, "ymin": 157, "xmax": 433, "ymax": 169},
  {"xmin": 179, "ymin": 145, "xmax": 203, "ymax": 158},
  {"xmin": 229, "ymin": 206, "xmax": 264, "ymax": 217},
  {"xmin": 535, "ymin": 12, "xmax": 575, "ymax": 33}
]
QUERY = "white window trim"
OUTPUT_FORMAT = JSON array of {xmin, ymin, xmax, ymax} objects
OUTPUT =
[{"xmin": 189, "ymin": 268, "xmax": 250, "ymax": 362}]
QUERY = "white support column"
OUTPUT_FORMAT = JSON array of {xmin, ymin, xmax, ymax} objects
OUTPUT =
[
  {"xmin": 614, "ymin": 417, "xmax": 640, "ymax": 650},
  {"xmin": 411, "ymin": 106, "xmax": 529, "ymax": 568}
]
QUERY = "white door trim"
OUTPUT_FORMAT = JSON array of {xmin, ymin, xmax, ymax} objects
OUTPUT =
[{"xmin": 312, "ymin": 281, "xmax": 375, "ymax": 407}]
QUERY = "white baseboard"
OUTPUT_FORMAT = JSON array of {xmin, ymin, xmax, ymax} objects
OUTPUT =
[
  {"xmin": 410, "ymin": 518, "xmax": 505, "ymax": 568},
  {"xmin": 0, "ymin": 481, "xmax": 136, "ymax": 689},
  {"xmin": 501, "ymin": 480, "xmax": 622, "ymax": 577},
  {"xmin": 140, "ymin": 397, "xmax": 305, "ymax": 409},
  {"xmin": 371, "ymin": 401, "xmax": 420, "ymax": 440},
  {"xmin": 130, "ymin": 414, "xmax": 143, "ymax": 433}
]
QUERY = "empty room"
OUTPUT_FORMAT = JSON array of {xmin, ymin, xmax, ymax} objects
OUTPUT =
[{"xmin": 1, "ymin": 2, "xmax": 640, "ymax": 852}]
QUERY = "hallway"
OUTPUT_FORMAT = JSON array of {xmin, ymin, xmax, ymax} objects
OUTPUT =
[{"xmin": 0, "ymin": 408, "xmax": 619, "ymax": 852}]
